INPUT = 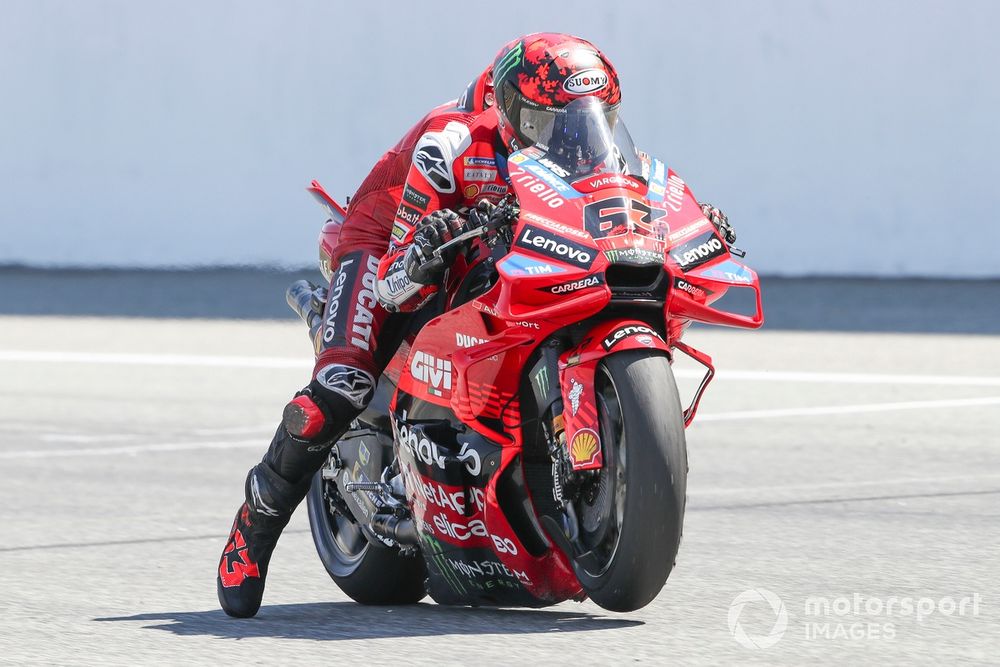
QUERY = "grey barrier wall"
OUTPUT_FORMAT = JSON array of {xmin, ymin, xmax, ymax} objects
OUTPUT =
[{"xmin": 1, "ymin": 1, "xmax": 997, "ymax": 276}]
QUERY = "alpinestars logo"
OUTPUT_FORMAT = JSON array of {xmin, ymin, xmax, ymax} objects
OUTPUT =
[
  {"xmin": 316, "ymin": 363, "xmax": 376, "ymax": 409},
  {"xmin": 414, "ymin": 144, "xmax": 452, "ymax": 192},
  {"xmin": 412, "ymin": 122, "xmax": 471, "ymax": 194},
  {"xmin": 410, "ymin": 351, "xmax": 452, "ymax": 397},
  {"xmin": 250, "ymin": 474, "xmax": 280, "ymax": 517}
]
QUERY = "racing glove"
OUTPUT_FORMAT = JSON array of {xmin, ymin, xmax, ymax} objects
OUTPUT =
[
  {"xmin": 700, "ymin": 202, "xmax": 736, "ymax": 245},
  {"xmin": 403, "ymin": 209, "xmax": 470, "ymax": 285}
]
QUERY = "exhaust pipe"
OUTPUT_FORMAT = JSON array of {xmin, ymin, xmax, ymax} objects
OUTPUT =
[
  {"xmin": 369, "ymin": 513, "xmax": 419, "ymax": 546},
  {"xmin": 286, "ymin": 280, "xmax": 326, "ymax": 349}
]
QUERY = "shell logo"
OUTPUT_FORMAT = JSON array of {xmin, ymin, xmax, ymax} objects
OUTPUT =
[{"xmin": 570, "ymin": 428, "xmax": 600, "ymax": 466}]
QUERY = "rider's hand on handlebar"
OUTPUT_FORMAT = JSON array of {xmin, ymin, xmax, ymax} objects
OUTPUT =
[
  {"xmin": 403, "ymin": 209, "xmax": 470, "ymax": 285},
  {"xmin": 467, "ymin": 199, "xmax": 496, "ymax": 228},
  {"xmin": 700, "ymin": 202, "xmax": 736, "ymax": 245}
]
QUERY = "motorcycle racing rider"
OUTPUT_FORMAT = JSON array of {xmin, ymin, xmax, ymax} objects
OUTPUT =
[{"xmin": 217, "ymin": 32, "xmax": 736, "ymax": 618}]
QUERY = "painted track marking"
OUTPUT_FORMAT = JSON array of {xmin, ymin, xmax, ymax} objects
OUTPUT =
[
  {"xmin": 694, "ymin": 395, "xmax": 1000, "ymax": 422},
  {"xmin": 3, "ymin": 349, "xmax": 1000, "ymax": 387}
]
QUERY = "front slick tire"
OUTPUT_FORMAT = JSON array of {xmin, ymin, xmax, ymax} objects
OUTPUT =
[
  {"xmin": 306, "ymin": 472, "xmax": 426, "ymax": 605},
  {"xmin": 575, "ymin": 350, "xmax": 688, "ymax": 612}
]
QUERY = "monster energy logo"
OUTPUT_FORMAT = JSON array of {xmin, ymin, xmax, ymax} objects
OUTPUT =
[
  {"xmin": 532, "ymin": 364, "xmax": 550, "ymax": 399},
  {"xmin": 493, "ymin": 41, "xmax": 524, "ymax": 84},
  {"xmin": 422, "ymin": 535, "xmax": 467, "ymax": 597}
]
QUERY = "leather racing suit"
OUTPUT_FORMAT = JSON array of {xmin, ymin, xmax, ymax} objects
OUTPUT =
[{"xmin": 216, "ymin": 70, "xmax": 514, "ymax": 617}]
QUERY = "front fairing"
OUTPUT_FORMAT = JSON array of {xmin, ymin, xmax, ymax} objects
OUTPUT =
[{"xmin": 497, "ymin": 142, "xmax": 762, "ymax": 326}]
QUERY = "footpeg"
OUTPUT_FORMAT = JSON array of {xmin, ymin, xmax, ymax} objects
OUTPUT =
[{"xmin": 344, "ymin": 481, "xmax": 389, "ymax": 493}]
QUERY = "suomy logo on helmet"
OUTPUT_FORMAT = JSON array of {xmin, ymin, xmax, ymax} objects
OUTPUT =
[{"xmin": 564, "ymin": 69, "xmax": 609, "ymax": 94}]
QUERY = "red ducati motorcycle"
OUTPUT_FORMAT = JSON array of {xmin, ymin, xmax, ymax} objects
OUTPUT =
[{"xmin": 290, "ymin": 99, "xmax": 763, "ymax": 612}]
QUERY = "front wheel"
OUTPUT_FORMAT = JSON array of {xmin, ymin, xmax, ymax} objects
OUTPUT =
[
  {"xmin": 306, "ymin": 468, "xmax": 427, "ymax": 605},
  {"xmin": 573, "ymin": 350, "xmax": 688, "ymax": 612}
]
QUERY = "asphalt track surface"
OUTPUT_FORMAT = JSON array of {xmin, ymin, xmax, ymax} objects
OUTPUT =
[{"xmin": 1, "ymin": 280, "xmax": 999, "ymax": 664}]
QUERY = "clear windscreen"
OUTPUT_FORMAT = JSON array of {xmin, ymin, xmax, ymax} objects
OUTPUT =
[{"xmin": 525, "ymin": 96, "xmax": 641, "ymax": 179}]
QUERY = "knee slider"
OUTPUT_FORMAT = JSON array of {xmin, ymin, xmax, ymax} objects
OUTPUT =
[
  {"xmin": 282, "ymin": 394, "xmax": 327, "ymax": 440},
  {"xmin": 282, "ymin": 371, "xmax": 373, "ymax": 442}
]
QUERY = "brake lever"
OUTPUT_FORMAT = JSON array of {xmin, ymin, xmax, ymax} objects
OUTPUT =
[
  {"xmin": 420, "ymin": 200, "xmax": 519, "ymax": 272},
  {"xmin": 428, "ymin": 226, "xmax": 489, "ymax": 259}
]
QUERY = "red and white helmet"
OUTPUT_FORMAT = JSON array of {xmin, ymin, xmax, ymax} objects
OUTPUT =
[{"xmin": 491, "ymin": 33, "xmax": 622, "ymax": 152}]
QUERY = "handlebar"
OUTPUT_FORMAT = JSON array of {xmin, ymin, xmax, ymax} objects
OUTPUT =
[{"xmin": 416, "ymin": 199, "xmax": 518, "ymax": 275}]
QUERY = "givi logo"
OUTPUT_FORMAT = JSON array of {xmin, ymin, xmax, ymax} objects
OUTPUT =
[{"xmin": 410, "ymin": 351, "xmax": 452, "ymax": 397}]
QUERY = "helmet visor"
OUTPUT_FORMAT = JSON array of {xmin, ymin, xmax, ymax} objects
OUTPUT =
[
  {"xmin": 522, "ymin": 96, "xmax": 621, "ymax": 177},
  {"xmin": 502, "ymin": 83, "xmax": 618, "ymax": 144}
]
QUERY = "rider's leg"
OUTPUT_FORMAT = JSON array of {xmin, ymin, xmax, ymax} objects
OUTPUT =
[{"xmin": 217, "ymin": 245, "xmax": 395, "ymax": 618}]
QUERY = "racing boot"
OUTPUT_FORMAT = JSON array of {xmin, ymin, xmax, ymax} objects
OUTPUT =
[
  {"xmin": 217, "ymin": 389, "xmax": 357, "ymax": 618},
  {"xmin": 217, "ymin": 458, "xmax": 310, "ymax": 618}
]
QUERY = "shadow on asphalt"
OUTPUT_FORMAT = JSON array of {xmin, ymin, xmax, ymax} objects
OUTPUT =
[
  {"xmin": 95, "ymin": 601, "xmax": 643, "ymax": 640},
  {"xmin": 2, "ymin": 267, "xmax": 998, "ymax": 334}
]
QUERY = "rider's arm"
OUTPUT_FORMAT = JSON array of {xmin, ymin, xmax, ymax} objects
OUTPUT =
[{"xmin": 376, "ymin": 123, "xmax": 470, "ymax": 312}]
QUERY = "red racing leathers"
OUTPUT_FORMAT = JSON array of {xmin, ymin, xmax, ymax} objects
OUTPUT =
[
  {"xmin": 373, "ymin": 109, "xmax": 511, "ymax": 313},
  {"xmin": 311, "ymin": 75, "xmax": 510, "ymax": 404},
  {"xmin": 220, "ymin": 78, "xmax": 513, "ymax": 606}
]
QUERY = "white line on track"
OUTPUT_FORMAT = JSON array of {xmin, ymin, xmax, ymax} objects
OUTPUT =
[
  {"xmin": 39, "ymin": 433, "xmax": 136, "ymax": 444},
  {"xmin": 672, "ymin": 368, "xmax": 1000, "ymax": 387},
  {"xmin": 191, "ymin": 424, "xmax": 276, "ymax": 436},
  {"xmin": 696, "ymin": 473, "xmax": 1000, "ymax": 496},
  {"xmin": 3, "ymin": 396, "xmax": 997, "ymax": 460},
  {"xmin": 694, "ymin": 395, "xmax": 1000, "ymax": 422},
  {"xmin": 0, "ymin": 439, "xmax": 263, "ymax": 460},
  {"xmin": 0, "ymin": 350, "xmax": 310, "ymax": 369},
  {"xmin": 3, "ymin": 349, "xmax": 1000, "ymax": 387}
]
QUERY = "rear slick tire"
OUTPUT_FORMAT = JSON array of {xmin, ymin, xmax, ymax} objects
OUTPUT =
[
  {"xmin": 306, "ymin": 472, "xmax": 427, "ymax": 605},
  {"xmin": 574, "ymin": 350, "xmax": 688, "ymax": 612}
]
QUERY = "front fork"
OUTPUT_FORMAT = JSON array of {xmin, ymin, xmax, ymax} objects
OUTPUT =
[
  {"xmin": 534, "ymin": 320, "xmax": 716, "ymax": 486},
  {"xmin": 527, "ymin": 341, "xmax": 582, "ymax": 512}
]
